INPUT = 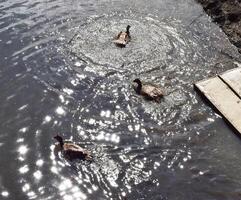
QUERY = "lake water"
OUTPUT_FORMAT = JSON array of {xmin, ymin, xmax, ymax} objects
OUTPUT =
[{"xmin": 1, "ymin": 0, "xmax": 241, "ymax": 199}]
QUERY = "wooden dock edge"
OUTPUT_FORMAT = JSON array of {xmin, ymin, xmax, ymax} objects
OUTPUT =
[{"xmin": 194, "ymin": 68, "xmax": 241, "ymax": 135}]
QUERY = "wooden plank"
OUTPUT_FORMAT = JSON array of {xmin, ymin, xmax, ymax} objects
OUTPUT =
[
  {"xmin": 219, "ymin": 67, "xmax": 241, "ymax": 98},
  {"xmin": 195, "ymin": 77, "xmax": 241, "ymax": 133}
]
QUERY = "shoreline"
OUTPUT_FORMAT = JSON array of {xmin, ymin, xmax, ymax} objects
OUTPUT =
[{"xmin": 197, "ymin": 0, "xmax": 241, "ymax": 54}]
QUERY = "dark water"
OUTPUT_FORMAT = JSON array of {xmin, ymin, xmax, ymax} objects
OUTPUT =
[{"xmin": 1, "ymin": 0, "xmax": 241, "ymax": 199}]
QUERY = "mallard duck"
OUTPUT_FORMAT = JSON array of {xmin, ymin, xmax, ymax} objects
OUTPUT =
[
  {"xmin": 54, "ymin": 135, "xmax": 92, "ymax": 161},
  {"xmin": 113, "ymin": 25, "xmax": 131, "ymax": 47},
  {"xmin": 132, "ymin": 78, "xmax": 164, "ymax": 102}
]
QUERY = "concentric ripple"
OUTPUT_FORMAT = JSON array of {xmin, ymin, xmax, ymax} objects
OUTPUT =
[{"xmin": 68, "ymin": 12, "xmax": 193, "ymax": 73}]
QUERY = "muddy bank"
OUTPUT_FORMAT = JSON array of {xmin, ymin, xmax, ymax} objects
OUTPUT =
[{"xmin": 197, "ymin": 0, "xmax": 241, "ymax": 53}]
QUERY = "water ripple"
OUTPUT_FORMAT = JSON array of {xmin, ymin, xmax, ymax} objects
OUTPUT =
[{"xmin": 0, "ymin": 0, "xmax": 241, "ymax": 199}]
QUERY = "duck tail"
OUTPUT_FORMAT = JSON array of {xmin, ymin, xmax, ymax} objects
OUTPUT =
[{"xmin": 85, "ymin": 154, "xmax": 93, "ymax": 163}]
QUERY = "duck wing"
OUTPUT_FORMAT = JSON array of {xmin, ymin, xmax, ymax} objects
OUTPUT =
[
  {"xmin": 114, "ymin": 32, "xmax": 129, "ymax": 46},
  {"xmin": 119, "ymin": 32, "xmax": 127, "ymax": 40},
  {"xmin": 141, "ymin": 85, "xmax": 164, "ymax": 99},
  {"xmin": 115, "ymin": 31, "xmax": 122, "ymax": 39},
  {"xmin": 62, "ymin": 143, "xmax": 92, "ymax": 160},
  {"xmin": 63, "ymin": 143, "xmax": 85, "ymax": 152}
]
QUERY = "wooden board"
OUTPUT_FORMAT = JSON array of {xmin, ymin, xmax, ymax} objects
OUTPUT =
[
  {"xmin": 195, "ymin": 76, "xmax": 241, "ymax": 133},
  {"xmin": 219, "ymin": 68, "xmax": 241, "ymax": 98}
]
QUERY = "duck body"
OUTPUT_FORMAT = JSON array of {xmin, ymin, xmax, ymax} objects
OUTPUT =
[
  {"xmin": 54, "ymin": 135, "xmax": 92, "ymax": 161},
  {"xmin": 114, "ymin": 25, "xmax": 131, "ymax": 47},
  {"xmin": 132, "ymin": 78, "xmax": 164, "ymax": 102}
]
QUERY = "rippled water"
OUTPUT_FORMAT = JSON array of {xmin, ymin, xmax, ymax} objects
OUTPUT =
[{"xmin": 1, "ymin": 0, "xmax": 241, "ymax": 199}]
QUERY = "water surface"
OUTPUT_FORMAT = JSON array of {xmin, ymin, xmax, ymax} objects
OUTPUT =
[{"xmin": 1, "ymin": 0, "xmax": 241, "ymax": 199}]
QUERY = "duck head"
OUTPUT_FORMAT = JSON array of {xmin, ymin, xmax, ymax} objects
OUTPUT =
[
  {"xmin": 54, "ymin": 135, "xmax": 64, "ymax": 148},
  {"xmin": 132, "ymin": 78, "xmax": 142, "ymax": 94},
  {"xmin": 126, "ymin": 25, "xmax": 131, "ymax": 34}
]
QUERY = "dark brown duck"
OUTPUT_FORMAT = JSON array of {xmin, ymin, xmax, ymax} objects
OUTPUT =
[
  {"xmin": 132, "ymin": 78, "xmax": 164, "ymax": 102},
  {"xmin": 113, "ymin": 25, "xmax": 131, "ymax": 47},
  {"xmin": 54, "ymin": 135, "xmax": 92, "ymax": 161}
]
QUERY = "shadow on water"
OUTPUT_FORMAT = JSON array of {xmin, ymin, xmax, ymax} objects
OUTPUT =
[{"xmin": 0, "ymin": 0, "xmax": 241, "ymax": 199}]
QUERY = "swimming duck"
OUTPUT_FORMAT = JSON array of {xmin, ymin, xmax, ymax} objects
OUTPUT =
[
  {"xmin": 113, "ymin": 25, "xmax": 131, "ymax": 47},
  {"xmin": 54, "ymin": 135, "xmax": 92, "ymax": 161},
  {"xmin": 132, "ymin": 78, "xmax": 164, "ymax": 102}
]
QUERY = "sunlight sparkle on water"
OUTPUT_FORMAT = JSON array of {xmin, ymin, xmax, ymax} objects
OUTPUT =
[
  {"xmin": 92, "ymin": 185, "xmax": 98, "ymax": 191},
  {"xmin": 128, "ymin": 125, "xmax": 133, "ymax": 132},
  {"xmin": 121, "ymin": 191, "xmax": 126, "ymax": 197},
  {"xmin": 88, "ymin": 118, "xmax": 95, "ymax": 125},
  {"xmin": 59, "ymin": 95, "xmax": 65, "ymax": 102},
  {"xmin": 207, "ymin": 117, "xmax": 215, "ymax": 122},
  {"xmin": 199, "ymin": 171, "xmax": 204, "ymax": 175},
  {"xmin": 44, "ymin": 115, "xmax": 52, "ymax": 122},
  {"xmin": 96, "ymin": 131, "xmax": 104, "ymax": 140},
  {"xmin": 154, "ymin": 162, "xmax": 160, "ymax": 169},
  {"xmin": 36, "ymin": 159, "xmax": 44, "ymax": 167},
  {"xmin": 63, "ymin": 195, "xmax": 73, "ymax": 200},
  {"xmin": 100, "ymin": 110, "xmax": 111, "ymax": 118},
  {"xmin": 63, "ymin": 88, "xmax": 73, "ymax": 95},
  {"xmin": 76, "ymin": 74, "xmax": 86, "ymax": 80},
  {"xmin": 110, "ymin": 134, "xmax": 120, "ymax": 143},
  {"xmin": 73, "ymin": 191, "xmax": 87, "ymax": 199},
  {"xmin": 70, "ymin": 186, "xmax": 87, "ymax": 199},
  {"xmin": 16, "ymin": 138, "xmax": 24, "ymax": 143},
  {"xmin": 75, "ymin": 62, "xmax": 81, "ymax": 67},
  {"xmin": 22, "ymin": 183, "xmax": 30, "ymax": 192},
  {"xmin": 1, "ymin": 191, "xmax": 9, "ymax": 197},
  {"xmin": 56, "ymin": 106, "xmax": 66, "ymax": 115},
  {"xmin": 34, "ymin": 170, "xmax": 42, "ymax": 180},
  {"xmin": 183, "ymin": 157, "xmax": 188, "ymax": 162},
  {"xmin": 59, "ymin": 179, "xmax": 72, "ymax": 190},
  {"xmin": 51, "ymin": 166, "xmax": 58, "ymax": 174},
  {"xmin": 18, "ymin": 104, "xmax": 28, "ymax": 111},
  {"xmin": 18, "ymin": 145, "xmax": 28, "ymax": 155},
  {"xmin": 19, "ymin": 127, "xmax": 28, "ymax": 133},
  {"xmin": 19, "ymin": 165, "xmax": 29, "ymax": 174},
  {"xmin": 27, "ymin": 191, "xmax": 36, "ymax": 198},
  {"xmin": 134, "ymin": 124, "xmax": 140, "ymax": 131}
]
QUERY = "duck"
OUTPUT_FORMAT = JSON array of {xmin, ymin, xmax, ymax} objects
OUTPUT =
[
  {"xmin": 113, "ymin": 25, "xmax": 131, "ymax": 47},
  {"xmin": 132, "ymin": 78, "xmax": 164, "ymax": 102},
  {"xmin": 54, "ymin": 135, "xmax": 92, "ymax": 161}
]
